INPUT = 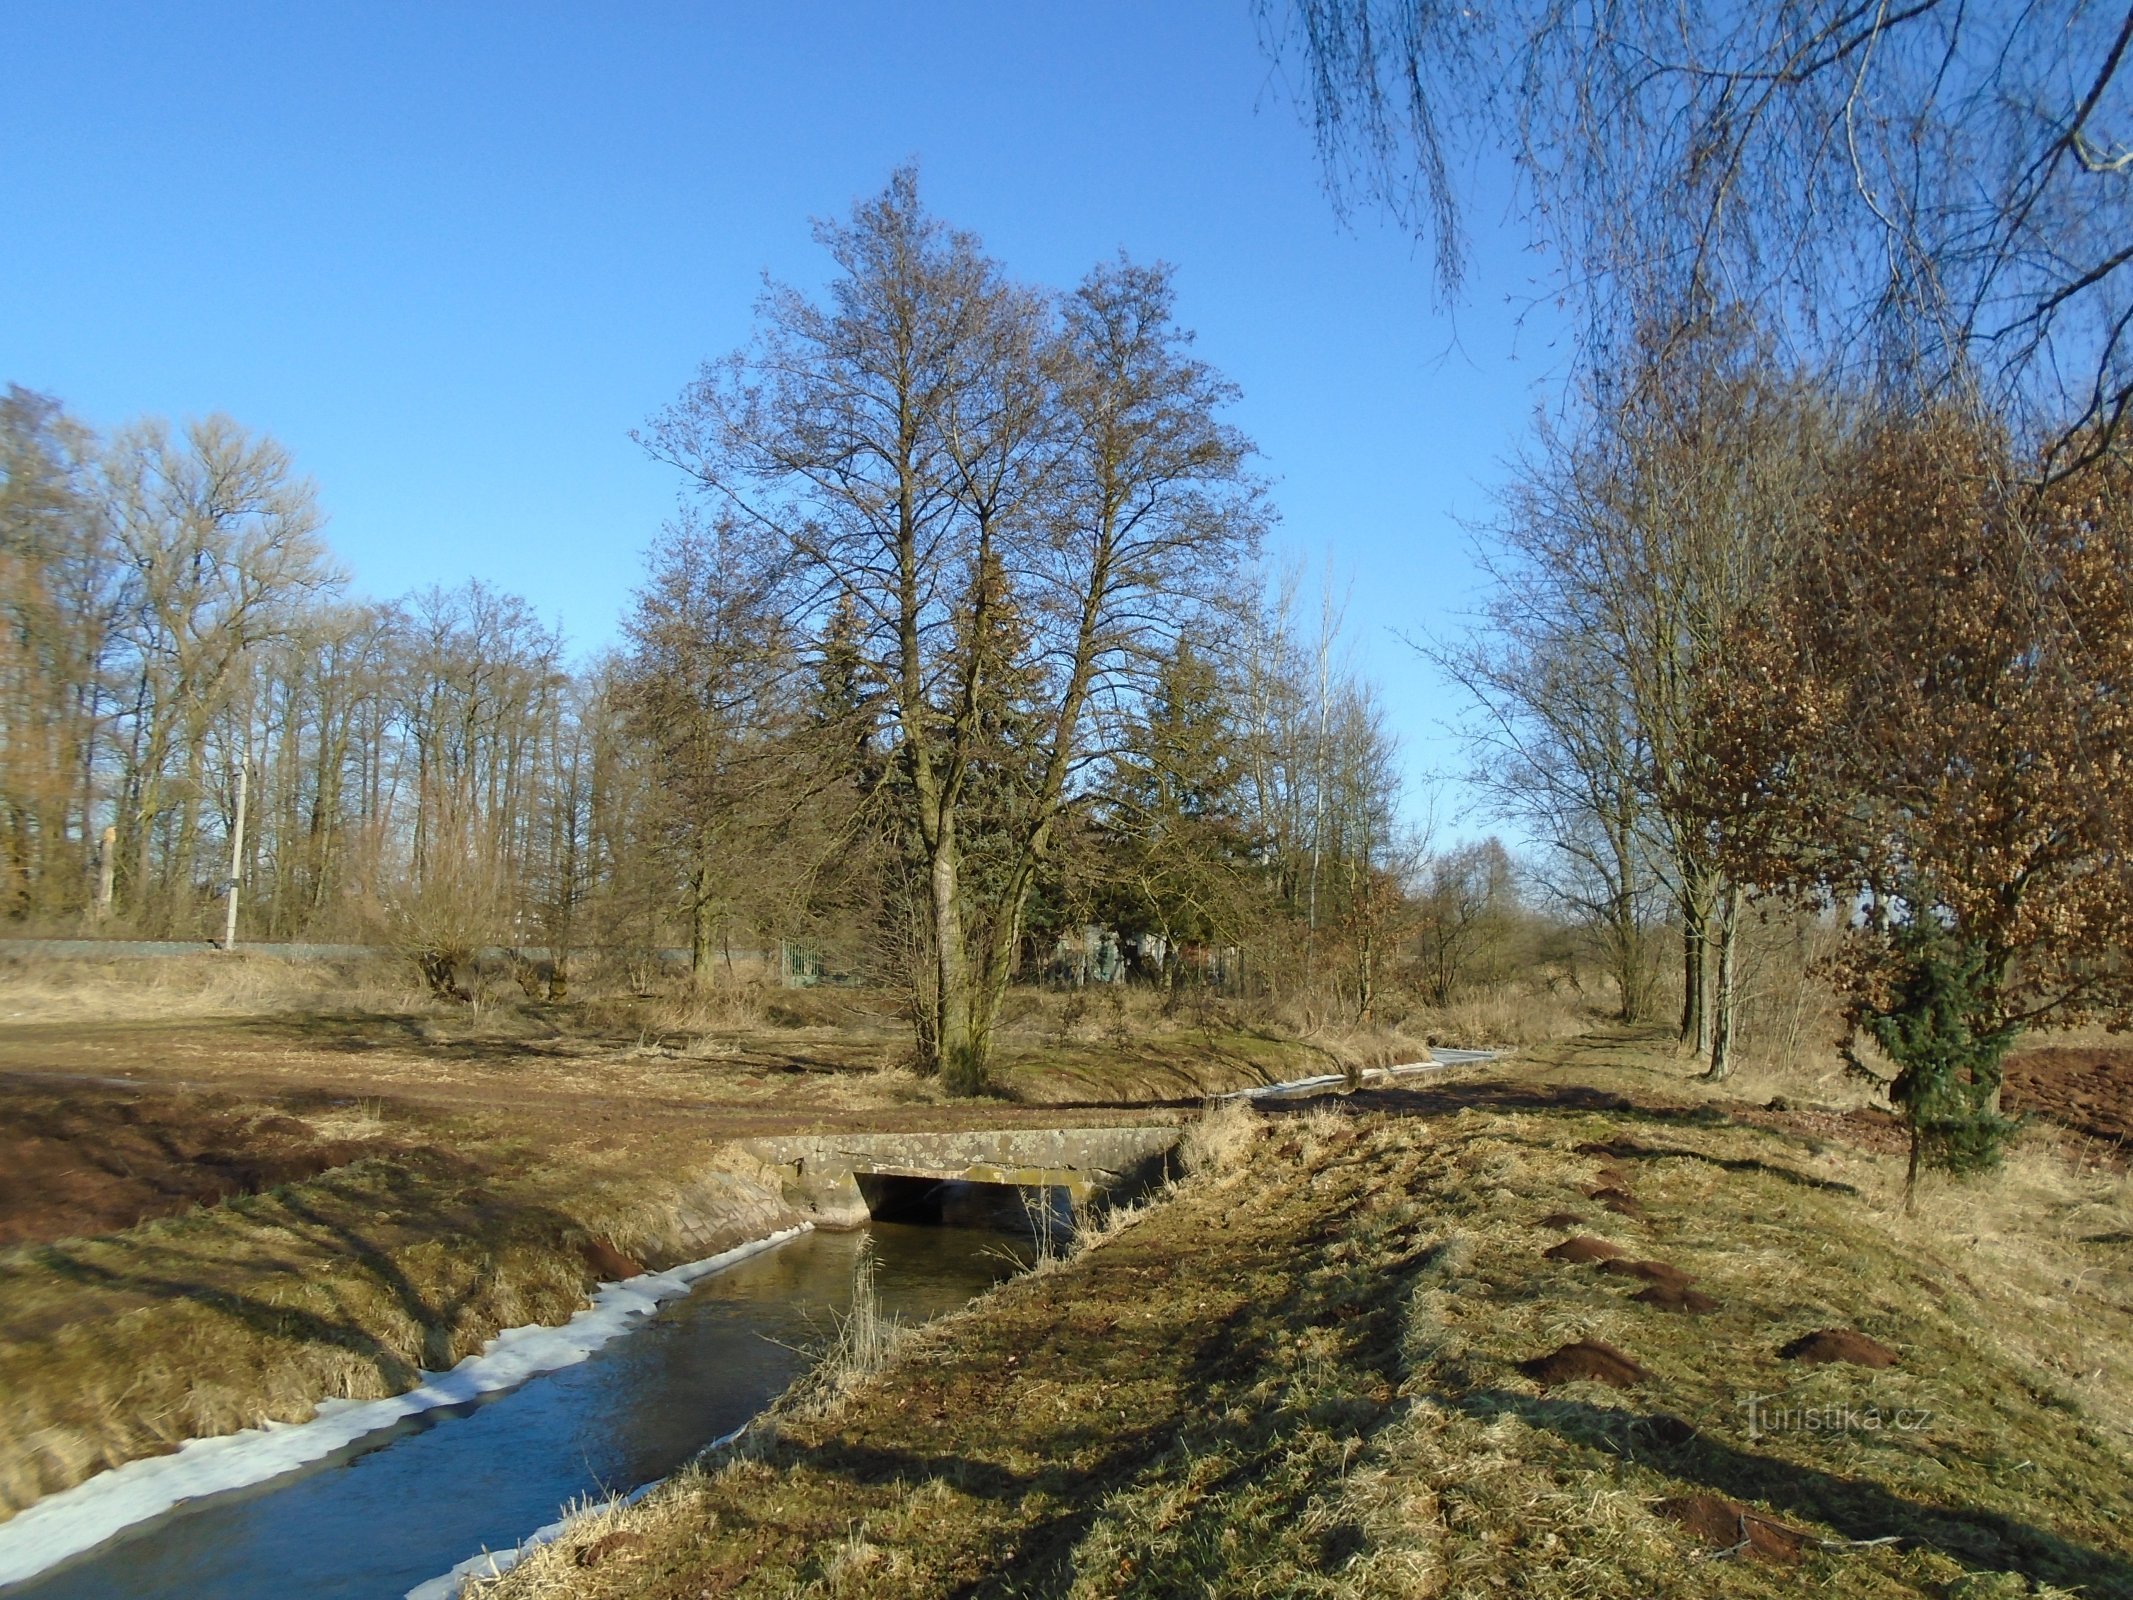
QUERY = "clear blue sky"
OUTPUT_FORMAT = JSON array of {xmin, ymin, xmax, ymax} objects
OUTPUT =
[{"xmin": 0, "ymin": 2, "xmax": 1566, "ymax": 834}]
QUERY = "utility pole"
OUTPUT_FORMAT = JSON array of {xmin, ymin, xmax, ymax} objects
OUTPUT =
[
  {"xmin": 223, "ymin": 760, "xmax": 248, "ymax": 951},
  {"xmin": 95, "ymin": 825, "xmax": 116, "ymax": 922}
]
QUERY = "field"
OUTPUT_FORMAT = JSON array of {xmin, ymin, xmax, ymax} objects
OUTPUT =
[
  {"xmin": 475, "ymin": 1033, "xmax": 2133, "ymax": 1600},
  {"xmin": 0, "ymin": 951, "xmax": 1364, "ymax": 1522},
  {"xmin": 6, "ymin": 949, "xmax": 2130, "ymax": 1597}
]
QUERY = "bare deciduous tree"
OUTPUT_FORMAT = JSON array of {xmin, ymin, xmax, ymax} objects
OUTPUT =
[
  {"xmin": 1263, "ymin": 0, "xmax": 2133, "ymax": 469},
  {"xmin": 642, "ymin": 170, "xmax": 1262, "ymax": 1089}
]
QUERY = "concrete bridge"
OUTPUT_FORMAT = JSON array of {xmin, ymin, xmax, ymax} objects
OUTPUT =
[{"xmin": 742, "ymin": 1124, "xmax": 1184, "ymax": 1228}]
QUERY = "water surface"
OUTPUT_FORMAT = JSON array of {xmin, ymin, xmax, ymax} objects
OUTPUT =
[{"xmin": 13, "ymin": 1221, "xmax": 1018, "ymax": 1600}]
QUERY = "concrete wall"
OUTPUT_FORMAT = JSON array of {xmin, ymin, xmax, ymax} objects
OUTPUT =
[{"xmin": 742, "ymin": 1125, "xmax": 1185, "ymax": 1228}]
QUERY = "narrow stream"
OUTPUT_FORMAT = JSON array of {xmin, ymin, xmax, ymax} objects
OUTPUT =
[{"xmin": 10, "ymin": 1214, "xmax": 1031, "ymax": 1600}]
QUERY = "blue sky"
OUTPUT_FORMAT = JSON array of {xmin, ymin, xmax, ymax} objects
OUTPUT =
[{"xmin": 0, "ymin": 2, "xmax": 1567, "ymax": 834}]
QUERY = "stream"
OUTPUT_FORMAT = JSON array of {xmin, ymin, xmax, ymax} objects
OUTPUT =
[{"xmin": 8, "ymin": 1213, "xmax": 1031, "ymax": 1600}]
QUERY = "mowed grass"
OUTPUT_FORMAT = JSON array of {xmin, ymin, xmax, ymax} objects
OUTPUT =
[{"xmin": 479, "ymin": 1045, "xmax": 2133, "ymax": 1599}]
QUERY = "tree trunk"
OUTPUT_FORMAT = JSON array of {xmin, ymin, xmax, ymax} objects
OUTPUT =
[
  {"xmin": 689, "ymin": 848, "xmax": 718, "ymax": 994},
  {"xmin": 927, "ymin": 817, "xmax": 989, "ymax": 1093},
  {"xmin": 1704, "ymin": 883, "xmax": 1741, "ymax": 1081},
  {"xmin": 1680, "ymin": 899, "xmax": 1706, "ymax": 1051}
]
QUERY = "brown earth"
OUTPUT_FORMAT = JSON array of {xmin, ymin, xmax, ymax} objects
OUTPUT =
[
  {"xmin": 1535, "ymin": 1210, "xmax": 1586, "ymax": 1228},
  {"xmin": 1633, "ymin": 1282, "xmax": 1721, "ymax": 1314},
  {"xmin": 1588, "ymin": 1186, "xmax": 1647, "ymax": 1218},
  {"xmin": 581, "ymin": 1238, "xmax": 646, "ymax": 1281},
  {"xmin": 0, "ymin": 1078, "xmax": 390, "ymax": 1246},
  {"xmin": 1779, "ymin": 1327, "xmax": 1900, "ymax": 1367},
  {"xmin": 1543, "ymin": 1235, "xmax": 1628, "ymax": 1263},
  {"xmin": 1655, "ymin": 1494, "xmax": 1812, "ymax": 1564},
  {"xmin": 1596, "ymin": 1257, "xmax": 1695, "ymax": 1289},
  {"xmin": 576, "ymin": 1531, "xmax": 649, "ymax": 1569},
  {"xmin": 1517, "ymin": 1337, "xmax": 1646, "ymax": 1389},
  {"xmin": 2006, "ymin": 1046, "xmax": 2133, "ymax": 1156},
  {"xmin": 1729, "ymin": 1101, "xmax": 1914, "ymax": 1157}
]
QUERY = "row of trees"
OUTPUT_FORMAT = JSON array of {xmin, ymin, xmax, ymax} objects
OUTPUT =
[
  {"xmin": 1268, "ymin": 1, "xmax": 2133, "ymax": 1185},
  {"xmin": 1443, "ymin": 317, "xmax": 1831, "ymax": 1078},
  {"xmin": 0, "ymin": 387, "xmax": 596, "ymax": 958},
  {"xmin": 5, "ymin": 178, "xmax": 1493, "ymax": 1090}
]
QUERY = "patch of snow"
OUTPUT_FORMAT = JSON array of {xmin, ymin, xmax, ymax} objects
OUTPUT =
[{"xmin": 0, "ymin": 1225, "xmax": 811, "ymax": 1591}]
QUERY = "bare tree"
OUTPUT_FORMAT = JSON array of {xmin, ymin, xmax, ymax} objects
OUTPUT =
[
  {"xmin": 0, "ymin": 387, "xmax": 123, "ymax": 921},
  {"xmin": 1263, "ymin": 0, "xmax": 2133, "ymax": 470},
  {"xmin": 617, "ymin": 514, "xmax": 809, "ymax": 989},
  {"xmin": 643, "ymin": 170, "xmax": 1262, "ymax": 1090},
  {"xmin": 105, "ymin": 415, "xmax": 337, "ymax": 930},
  {"xmin": 1436, "ymin": 565, "xmax": 1663, "ymax": 1023},
  {"xmin": 1413, "ymin": 837, "xmax": 1516, "ymax": 1007}
]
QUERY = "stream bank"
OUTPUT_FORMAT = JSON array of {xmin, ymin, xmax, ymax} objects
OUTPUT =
[
  {"xmin": 473, "ymin": 1066, "xmax": 2133, "ymax": 1600},
  {"xmin": 6, "ymin": 1221, "xmax": 1021, "ymax": 1600}
]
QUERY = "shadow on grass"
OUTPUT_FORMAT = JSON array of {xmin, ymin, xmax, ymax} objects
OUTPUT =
[
  {"xmin": 1457, "ymin": 1388, "xmax": 2133, "ymax": 1595},
  {"xmin": 24, "ymin": 1152, "xmax": 588, "ymax": 1392},
  {"xmin": 1573, "ymin": 1136, "xmax": 1863, "ymax": 1195},
  {"xmin": 704, "ymin": 1164, "xmax": 1419, "ymax": 1597},
  {"xmin": 1270, "ymin": 1078, "xmax": 1861, "ymax": 1191}
]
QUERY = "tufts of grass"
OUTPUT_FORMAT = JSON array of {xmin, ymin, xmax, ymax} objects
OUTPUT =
[{"xmin": 477, "ymin": 1048, "xmax": 2133, "ymax": 1600}]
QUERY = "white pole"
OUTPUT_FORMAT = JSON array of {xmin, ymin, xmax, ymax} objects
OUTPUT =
[
  {"xmin": 95, "ymin": 825, "xmax": 116, "ymax": 921},
  {"xmin": 223, "ymin": 760, "xmax": 247, "ymax": 951}
]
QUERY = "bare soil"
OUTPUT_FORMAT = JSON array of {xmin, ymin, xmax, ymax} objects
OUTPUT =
[
  {"xmin": 1656, "ymin": 1495, "xmax": 1811, "ymax": 1564},
  {"xmin": 1517, "ymin": 1337, "xmax": 1647, "ymax": 1388},
  {"xmin": 2006, "ymin": 1045, "xmax": 2133, "ymax": 1156},
  {"xmin": 1779, "ymin": 1327, "xmax": 1901, "ymax": 1367},
  {"xmin": 1543, "ymin": 1235, "xmax": 1626, "ymax": 1263},
  {"xmin": 0, "ymin": 1078, "xmax": 392, "ymax": 1247}
]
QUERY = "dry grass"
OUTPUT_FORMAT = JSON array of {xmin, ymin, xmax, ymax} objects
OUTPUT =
[
  {"xmin": 0, "ymin": 951, "xmax": 419, "ymax": 1024},
  {"xmin": 1178, "ymin": 1094, "xmax": 1260, "ymax": 1177},
  {"xmin": 475, "ymin": 1039, "xmax": 2133, "ymax": 1600},
  {"xmin": 0, "ymin": 1141, "xmax": 801, "ymax": 1522},
  {"xmin": 1407, "ymin": 984, "xmax": 1598, "ymax": 1050}
]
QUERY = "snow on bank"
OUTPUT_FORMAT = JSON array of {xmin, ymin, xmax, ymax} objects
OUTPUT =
[
  {"xmin": 0, "ymin": 1226, "xmax": 811, "ymax": 1591},
  {"xmin": 1218, "ymin": 1052, "xmax": 1491, "ymax": 1103}
]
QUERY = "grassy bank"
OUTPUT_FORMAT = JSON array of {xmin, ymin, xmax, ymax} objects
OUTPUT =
[
  {"xmin": 477, "ymin": 1038, "xmax": 2133, "ymax": 1599},
  {"xmin": 0, "ymin": 961, "xmax": 1375, "ymax": 1525},
  {"xmin": 0, "ymin": 1113, "xmax": 799, "ymax": 1520}
]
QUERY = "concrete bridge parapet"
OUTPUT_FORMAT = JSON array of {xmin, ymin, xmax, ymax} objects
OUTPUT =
[{"xmin": 741, "ymin": 1124, "xmax": 1184, "ymax": 1228}]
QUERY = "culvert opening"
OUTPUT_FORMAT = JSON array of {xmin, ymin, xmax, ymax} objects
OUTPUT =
[{"xmin": 854, "ymin": 1172, "xmax": 1074, "ymax": 1236}]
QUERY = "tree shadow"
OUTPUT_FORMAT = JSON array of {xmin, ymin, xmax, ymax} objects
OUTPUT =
[
  {"xmin": 706, "ymin": 1178, "xmax": 1424, "ymax": 1598},
  {"xmin": 1570, "ymin": 1136, "xmax": 1862, "ymax": 1194},
  {"xmin": 27, "ymin": 1154, "xmax": 587, "ymax": 1392},
  {"xmin": 1456, "ymin": 1388, "xmax": 2133, "ymax": 1595}
]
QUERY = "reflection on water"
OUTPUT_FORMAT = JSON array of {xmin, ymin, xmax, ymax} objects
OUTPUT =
[{"xmin": 13, "ymin": 1222, "xmax": 1022, "ymax": 1600}]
